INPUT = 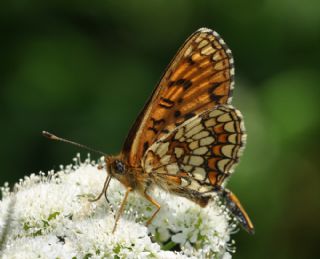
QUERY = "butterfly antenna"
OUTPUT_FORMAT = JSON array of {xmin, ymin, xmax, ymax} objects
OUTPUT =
[{"xmin": 42, "ymin": 131, "xmax": 106, "ymax": 156}]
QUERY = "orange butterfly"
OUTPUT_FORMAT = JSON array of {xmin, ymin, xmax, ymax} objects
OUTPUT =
[{"xmin": 44, "ymin": 28, "xmax": 254, "ymax": 234}]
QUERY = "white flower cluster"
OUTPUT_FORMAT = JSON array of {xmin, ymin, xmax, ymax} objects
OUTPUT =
[{"xmin": 0, "ymin": 154, "xmax": 236, "ymax": 259}]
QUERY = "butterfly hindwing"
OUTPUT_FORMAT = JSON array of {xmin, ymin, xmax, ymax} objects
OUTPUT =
[
  {"xmin": 122, "ymin": 28, "xmax": 235, "ymax": 167},
  {"xmin": 142, "ymin": 105, "xmax": 246, "ymax": 200}
]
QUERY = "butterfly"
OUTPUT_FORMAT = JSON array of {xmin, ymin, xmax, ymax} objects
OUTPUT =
[{"xmin": 44, "ymin": 27, "xmax": 254, "ymax": 234}]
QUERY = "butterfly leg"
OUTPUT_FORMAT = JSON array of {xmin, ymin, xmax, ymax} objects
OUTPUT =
[
  {"xmin": 112, "ymin": 187, "xmax": 132, "ymax": 233},
  {"xmin": 143, "ymin": 190, "xmax": 161, "ymax": 226},
  {"xmin": 89, "ymin": 175, "xmax": 111, "ymax": 203},
  {"xmin": 217, "ymin": 187, "xmax": 254, "ymax": 234}
]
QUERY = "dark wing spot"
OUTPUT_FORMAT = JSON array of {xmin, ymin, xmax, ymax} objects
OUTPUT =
[
  {"xmin": 209, "ymin": 82, "xmax": 221, "ymax": 93},
  {"xmin": 159, "ymin": 97, "xmax": 174, "ymax": 109},
  {"xmin": 148, "ymin": 127, "xmax": 158, "ymax": 134},
  {"xmin": 210, "ymin": 93, "xmax": 223, "ymax": 102},
  {"xmin": 167, "ymin": 79, "xmax": 191, "ymax": 90},
  {"xmin": 174, "ymin": 110, "xmax": 181, "ymax": 118},
  {"xmin": 187, "ymin": 56, "xmax": 195, "ymax": 65},
  {"xmin": 143, "ymin": 141, "xmax": 149, "ymax": 153},
  {"xmin": 168, "ymin": 81, "xmax": 175, "ymax": 87},
  {"xmin": 182, "ymin": 80, "xmax": 192, "ymax": 90},
  {"xmin": 151, "ymin": 118, "xmax": 165, "ymax": 125},
  {"xmin": 176, "ymin": 79, "xmax": 186, "ymax": 85},
  {"xmin": 161, "ymin": 97, "xmax": 174, "ymax": 105}
]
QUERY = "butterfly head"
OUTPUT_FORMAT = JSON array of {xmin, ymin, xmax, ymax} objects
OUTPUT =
[{"xmin": 105, "ymin": 155, "xmax": 132, "ymax": 188}]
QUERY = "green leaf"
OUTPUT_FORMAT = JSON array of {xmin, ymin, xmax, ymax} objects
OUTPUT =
[
  {"xmin": 161, "ymin": 240, "xmax": 177, "ymax": 251},
  {"xmin": 48, "ymin": 211, "xmax": 60, "ymax": 221},
  {"xmin": 23, "ymin": 222, "xmax": 31, "ymax": 231},
  {"xmin": 83, "ymin": 253, "xmax": 92, "ymax": 259}
]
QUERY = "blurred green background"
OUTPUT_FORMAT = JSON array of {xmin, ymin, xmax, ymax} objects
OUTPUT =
[{"xmin": 1, "ymin": 1, "xmax": 320, "ymax": 258}]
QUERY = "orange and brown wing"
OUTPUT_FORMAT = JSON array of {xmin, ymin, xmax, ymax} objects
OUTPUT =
[{"xmin": 122, "ymin": 28, "xmax": 235, "ymax": 167}]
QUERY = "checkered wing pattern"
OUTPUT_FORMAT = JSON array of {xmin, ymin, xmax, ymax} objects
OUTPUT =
[{"xmin": 143, "ymin": 105, "xmax": 246, "ymax": 205}]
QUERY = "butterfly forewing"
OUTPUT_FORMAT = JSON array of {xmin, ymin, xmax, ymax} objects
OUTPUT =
[
  {"xmin": 122, "ymin": 28, "xmax": 235, "ymax": 167},
  {"xmin": 142, "ymin": 105, "xmax": 246, "ymax": 202}
]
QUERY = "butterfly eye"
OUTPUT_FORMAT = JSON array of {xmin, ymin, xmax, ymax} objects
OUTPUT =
[{"xmin": 114, "ymin": 160, "xmax": 125, "ymax": 174}]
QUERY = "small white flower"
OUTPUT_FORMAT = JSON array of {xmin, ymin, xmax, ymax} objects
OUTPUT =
[{"xmin": 0, "ymin": 154, "xmax": 236, "ymax": 258}]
